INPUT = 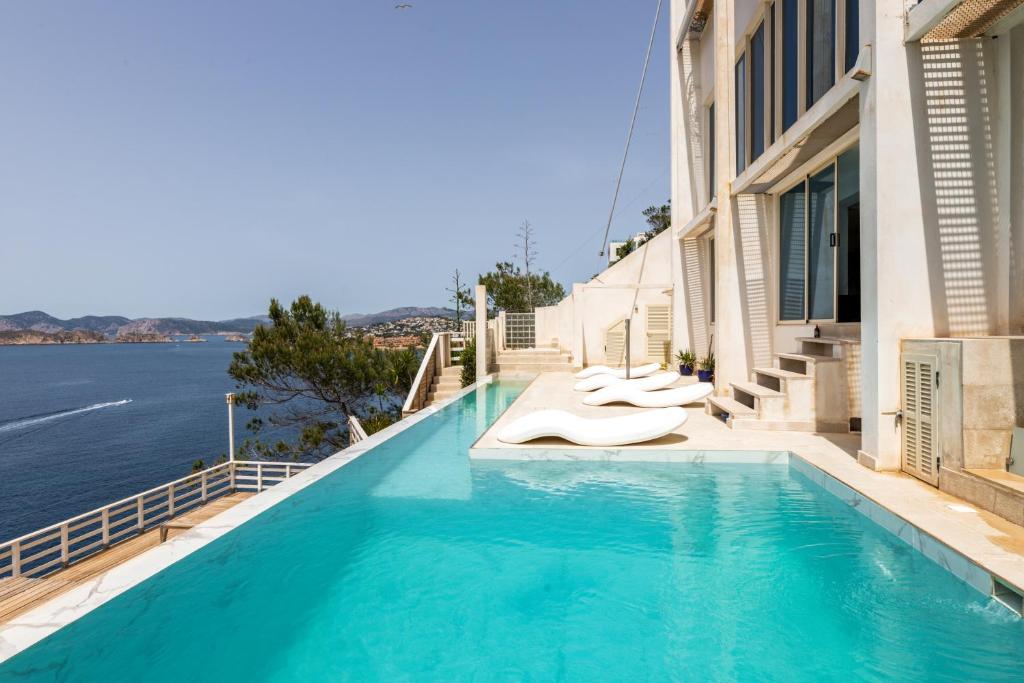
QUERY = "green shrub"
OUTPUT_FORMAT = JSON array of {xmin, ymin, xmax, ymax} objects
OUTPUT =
[{"xmin": 460, "ymin": 338, "xmax": 476, "ymax": 387}]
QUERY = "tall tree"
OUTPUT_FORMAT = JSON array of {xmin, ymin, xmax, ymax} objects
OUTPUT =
[
  {"xmin": 446, "ymin": 269, "xmax": 473, "ymax": 325},
  {"xmin": 515, "ymin": 220, "xmax": 538, "ymax": 310},
  {"xmin": 228, "ymin": 296, "xmax": 418, "ymax": 460}
]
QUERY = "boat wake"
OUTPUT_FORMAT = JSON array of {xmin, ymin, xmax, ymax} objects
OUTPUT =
[{"xmin": 0, "ymin": 399, "xmax": 133, "ymax": 434}]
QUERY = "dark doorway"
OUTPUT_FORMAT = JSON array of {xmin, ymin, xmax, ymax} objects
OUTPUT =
[{"xmin": 836, "ymin": 148, "xmax": 860, "ymax": 323}]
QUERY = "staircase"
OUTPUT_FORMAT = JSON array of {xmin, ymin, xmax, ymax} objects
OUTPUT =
[
  {"xmin": 495, "ymin": 345, "xmax": 573, "ymax": 374},
  {"xmin": 426, "ymin": 365, "xmax": 464, "ymax": 405},
  {"xmin": 706, "ymin": 336, "xmax": 858, "ymax": 432}
]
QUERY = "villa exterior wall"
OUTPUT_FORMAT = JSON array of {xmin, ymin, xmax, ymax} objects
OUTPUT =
[{"xmin": 667, "ymin": 0, "xmax": 1024, "ymax": 478}]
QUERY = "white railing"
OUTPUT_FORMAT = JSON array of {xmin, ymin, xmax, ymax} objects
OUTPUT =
[
  {"xmin": 402, "ymin": 331, "xmax": 454, "ymax": 415},
  {"xmin": 461, "ymin": 320, "xmax": 475, "ymax": 339},
  {"xmin": 0, "ymin": 460, "xmax": 311, "ymax": 581},
  {"xmin": 348, "ymin": 415, "xmax": 369, "ymax": 445}
]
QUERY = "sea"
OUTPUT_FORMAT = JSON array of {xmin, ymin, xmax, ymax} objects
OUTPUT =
[{"xmin": 0, "ymin": 337, "xmax": 260, "ymax": 542}]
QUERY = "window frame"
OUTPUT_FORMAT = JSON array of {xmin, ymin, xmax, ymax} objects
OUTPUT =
[{"xmin": 772, "ymin": 141, "xmax": 859, "ymax": 325}]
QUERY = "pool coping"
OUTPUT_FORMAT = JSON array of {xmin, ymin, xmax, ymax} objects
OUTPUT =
[{"xmin": 0, "ymin": 376, "xmax": 496, "ymax": 664}]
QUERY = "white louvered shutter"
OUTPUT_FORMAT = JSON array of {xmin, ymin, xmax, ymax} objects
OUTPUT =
[
  {"xmin": 901, "ymin": 353, "xmax": 939, "ymax": 486},
  {"xmin": 645, "ymin": 304, "xmax": 671, "ymax": 363},
  {"xmin": 605, "ymin": 320, "xmax": 626, "ymax": 367}
]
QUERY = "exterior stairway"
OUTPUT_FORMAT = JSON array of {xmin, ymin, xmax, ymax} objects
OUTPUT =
[
  {"xmin": 426, "ymin": 365, "xmax": 464, "ymax": 405},
  {"xmin": 495, "ymin": 346, "xmax": 573, "ymax": 374},
  {"xmin": 706, "ymin": 336, "xmax": 859, "ymax": 432}
]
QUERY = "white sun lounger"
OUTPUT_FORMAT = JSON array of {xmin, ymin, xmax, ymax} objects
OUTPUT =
[
  {"xmin": 573, "ymin": 363, "xmax": 661, "ymax": 380},
  {"xmin": 583, "ymin": 382, "xmax": 714, "ymax": 407},
  {"xmin": 496, "ymin": 407, "xmax": 688, "ymax": 446},
  {"xmin": 574, "ymin": 371, "xmax": 681, "ymax": 393}
]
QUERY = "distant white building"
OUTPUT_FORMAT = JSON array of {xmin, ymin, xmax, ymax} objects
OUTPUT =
[{"xmin": 608, "ymin": 231, "xmax": 652, "ymax": 265}]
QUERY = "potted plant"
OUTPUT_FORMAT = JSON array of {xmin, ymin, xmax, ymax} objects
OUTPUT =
[
  {"xmin": 676, "ymin": 349, "xmax": 696, "ymax": 376},
  {"xmin": 697, "ymin": 353, "xmax": 715, "ymax": 383}
]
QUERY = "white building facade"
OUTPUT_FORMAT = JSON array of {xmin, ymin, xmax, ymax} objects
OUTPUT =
[{"xmin": 668, "ymin": 0, "xmax": 1024, "ymax": 484}]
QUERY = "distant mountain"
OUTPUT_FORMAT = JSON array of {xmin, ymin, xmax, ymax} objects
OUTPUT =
[
  {"xmin": 0, "ymin": 311, "xmax": 270, "ymax": 337},
  {"xmin": 341, "ymin": 307, "xmax": 461, "ymax": 327},
  {"xmin": 0, "ymin": 307, "xmax": 463, "ymax": 337}
]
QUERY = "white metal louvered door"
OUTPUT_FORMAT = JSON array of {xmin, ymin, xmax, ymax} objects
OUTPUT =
[
  {"xmin": 605, "ymin": 320, "xmax": 626, "ymax": 367},
  {"xmin": 901, "ymin": 353, "xmax": 939, "ymax": 486},
  {"xmin": 645, "ymin": 304, "xmax": 671, "ymax": 363}
]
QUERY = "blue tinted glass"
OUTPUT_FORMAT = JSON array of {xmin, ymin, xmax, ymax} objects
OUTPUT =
[
  {"xmin": 751, "ymin": 23, "xmax": 765, "ymax": 160},
  {"xmin": 845, "ymin": 0, "xmax": 859, "ymax": 72},
  {"xmin": 779, "ymin": 184, "xmax": 805, "ymax": 321},
  {"xmin": 708, "ymin": 103, "xmax": 716, "ymax": 199},
  {"xmin": 806, "ymin": 0, "xmax": 836, "ymax": 108},
  {"xmin": 735, "ymin": 55, "xmax": 746, "ymax": 174},
  {"xmin": 782, "ymin": 0, "xmax": 798, "ymax": 129}
]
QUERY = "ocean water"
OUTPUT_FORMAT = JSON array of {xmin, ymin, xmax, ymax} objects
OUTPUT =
[
  {"xmin": 3, "ymin": 381, "xmax": 1024, "ymax": 682},
  {"xmin": 0, "ymin": 338, "xmax": 246, "ymax": 541}
]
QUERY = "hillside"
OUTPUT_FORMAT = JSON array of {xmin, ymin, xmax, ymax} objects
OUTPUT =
[{"xmin": 0, "ymin": 307, "xmax": 463, "ymax": 337}]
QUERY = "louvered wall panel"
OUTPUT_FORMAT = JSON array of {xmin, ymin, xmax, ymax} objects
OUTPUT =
[
  {"xmin": 645, "ymin": 305, "xmax": 672, "ymax": 363},
  {"xmin": 605, "ymin": 320, "xmax": 626, "ymax": 367},
  {"xmin": 901, "ymin": 353, "xmax": 939, "ymax": 486}
]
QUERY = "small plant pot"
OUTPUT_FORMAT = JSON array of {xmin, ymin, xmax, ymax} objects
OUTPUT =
[
  {"xmin": 680, "ymin": 365, "xmax": 693, "ymax": 376},
  {"xmin": 697, "ymin": 369, "xmax": 713, "ymax": 383}
]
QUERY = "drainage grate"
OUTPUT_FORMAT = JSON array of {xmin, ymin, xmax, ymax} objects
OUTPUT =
[{"xmin": 992, "ymin": 577, "xmax": 1024, "ymax": 616}]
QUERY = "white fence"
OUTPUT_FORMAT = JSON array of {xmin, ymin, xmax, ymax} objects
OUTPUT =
[{"xmin": 0, "ymin": 460, "xmax": 311, "ymax": 581}]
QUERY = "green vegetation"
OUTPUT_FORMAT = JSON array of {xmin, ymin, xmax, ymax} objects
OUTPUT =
[
  {"xmin": 228, "ymin": 296, "xmax": 419, "ymax": 460},
  {"xmin": 676, "ymin": 349, "xmax": 696, "ymax": 370},
  {"xmin": 478, "ymin": 262, "xmax": 566, "ymax": 314},
  {"xmin": 460, "ymin": 337, "xmax": 476, "ymax": 387},
  {"xmin": 614, "ymin": 200, "xmax": 672, "ymax": 261}
]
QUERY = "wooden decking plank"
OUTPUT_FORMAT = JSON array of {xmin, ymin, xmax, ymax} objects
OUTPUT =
[{"xmin": 0, "ymin": 493, "xmax": 253, "ymax": 624}]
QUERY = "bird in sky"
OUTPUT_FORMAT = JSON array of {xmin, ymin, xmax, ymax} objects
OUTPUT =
[{"xmin": 395, "ymin": 3, "xmax": 413, "ymax": 9}]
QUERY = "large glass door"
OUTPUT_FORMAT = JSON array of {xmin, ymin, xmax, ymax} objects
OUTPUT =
[
  {"xmin": 836, "ymin": 148, "xmax": 861, "ymax": 322},
  {"xmin": 807, "ymin": 165, "xmax": 835, "ymax": 321},
  {"xmin": 776, "ymin": 146, "xmax": 860, "ymax": 324}
]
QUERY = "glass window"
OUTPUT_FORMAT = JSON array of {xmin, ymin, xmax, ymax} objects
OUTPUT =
[
  {"xmin": 807, "ymin": 164, "xmax": 836, "ymax": 320},
  {"xmin": 836, "ymin": 147, "xmax": 860, "ymax": 322},
  {"xmin": 708, "ymin": 102, "xmax": 716, "ymax": 200},
  {"xmin": 735, "ymin": 55, "xmax": 746, "ymax": 174},
  {"xmin": 750, "ymin": 22, "xmax": 765, "ymax": 161},
  {"xmin": 782, "ymin": 0, "xmax": 798, "ymax": 130},
  {"xmin": 769, "ymin": 3, "xmax": 776, "ymax": 144},
  {"xmin": 709, "ymin": 236, "xmax": 716, "ymax": 323},
  {"xmin": 778, "ymin": 185, "xmax": 806, "ymax": 321},
  {"xmin": 845, "ymin": 0, "xmax": 859, "ymax": 72},
  {"xmin": 806, "ymin": 0, "xmax": 836, "ymax": 108}
]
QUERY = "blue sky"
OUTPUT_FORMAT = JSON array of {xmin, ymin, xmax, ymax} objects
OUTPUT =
[{"xmin": 0, "ymin": 1, "xmax": 668, "ymax": 320}]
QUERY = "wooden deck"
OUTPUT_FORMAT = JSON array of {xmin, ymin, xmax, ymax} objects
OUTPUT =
[{"xmin": 0, "ymin": 492, "xmax": 253, "ymax": 625}]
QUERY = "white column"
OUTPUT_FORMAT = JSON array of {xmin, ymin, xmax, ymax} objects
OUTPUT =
[
  {"xmin": 711, "ymin": 0, "xmax": 747, "ymax": 394},
  {"xmin": 857, "ymin": 0, "xmax": 932, "ymax": 470},
  {"xmin": 475, "ymin": 285, "xmax": 487, "ymax": 380},
  {"xmin": 225, "ymin": 393, "xmax": 236, "ymax": 462}
]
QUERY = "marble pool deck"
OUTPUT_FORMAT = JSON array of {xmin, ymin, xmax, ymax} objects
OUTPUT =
[{"xmin": 472, "ymin": 371, "xmax": 1024, "ymax": 604}]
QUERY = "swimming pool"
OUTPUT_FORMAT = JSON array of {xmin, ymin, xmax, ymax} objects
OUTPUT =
[{"xmin": 1, "ymin": 380, "xmax": 1023, "ymax": 681}]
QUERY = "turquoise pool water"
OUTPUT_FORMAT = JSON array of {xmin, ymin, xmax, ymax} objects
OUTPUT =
[{"xmin": 2, "ymin": 380, "xmax": 1024, "ymax": 682}]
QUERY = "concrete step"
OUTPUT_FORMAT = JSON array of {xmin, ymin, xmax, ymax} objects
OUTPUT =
[
  {"xmin": 705, "ymin": 395, "xmax": 756, "ymax": 420},
  {"xmin": 775, "ymin": 352, "xmax": 839, "ymax": 378},
  {"xmin": 440, "ymin": 365, "xmax": 463, "ymax": 377},
  {"xmin": 727, "ymin": 418, "xmax": 848, "ymax": 432},
  {"xmin": 495, "ymin": 362, "xmax": 573, "ymax": 374},
  {"xmin": 497, "ymin": 352, "xmax": 570, "ymax": 363},
  {"xmin": 752, "ymin": 366, "xmax": 813, "ymax": 398},
  {"xmin": 730, "ymin": 381, "xmax": 786, "ymax": 420}
]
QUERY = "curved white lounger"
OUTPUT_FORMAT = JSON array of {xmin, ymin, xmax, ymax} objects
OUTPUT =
[
  {"xmin": 497, "ymin": 407, "xmax": 687, "ymax": 446},
  {"xmin": 574, "ymin": 371, "xmax": 680, "ymax": 393},
  {"xmin": 583, "ymin": 382, "xmax": 714, "ymax": 407},
  {"xmin": 573, "ymin": 363, "xmax": 661, "ymax": 380}
]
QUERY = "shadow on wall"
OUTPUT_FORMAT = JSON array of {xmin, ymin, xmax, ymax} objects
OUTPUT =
[
  {"xmin": 679, "ymin": 38, "xmax": 707, "ymax": 215},
  {"xmin": 733, "ymin": 194, "xmax": 774, "ymax": 369},
  {"xmin": 681, "ymin": 237, "xmax": 709, "ymax": 356},
  {"xmin": 911, "ymin": 38, "xmax": 1001, "ymax": 337}
]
